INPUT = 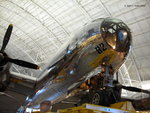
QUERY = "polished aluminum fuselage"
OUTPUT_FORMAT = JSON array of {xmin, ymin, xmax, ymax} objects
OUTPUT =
[{"xmin": 29, "ymin": 18, "xmax": 131, "ymax": 108}]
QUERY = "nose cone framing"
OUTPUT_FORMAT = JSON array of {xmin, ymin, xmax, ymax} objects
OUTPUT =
[{"xmin": 101, "ymin": 18, "xmax": 132, "ymax": 52}]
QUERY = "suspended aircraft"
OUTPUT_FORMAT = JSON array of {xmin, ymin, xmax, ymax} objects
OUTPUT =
[{"xmin": 0, "ymin": 18, "xmax": 149, "ymax": 112}]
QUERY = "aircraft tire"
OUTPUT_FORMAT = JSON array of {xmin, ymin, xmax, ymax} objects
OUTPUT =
[{"xmin": 91, "ymin": 91, "xmax": 107, "ymax": 106}]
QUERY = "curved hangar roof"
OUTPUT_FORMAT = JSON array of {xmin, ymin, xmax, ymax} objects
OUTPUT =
[{"xmin": 0, "ymin": 0, "xmax": 150, "ymax": 99}]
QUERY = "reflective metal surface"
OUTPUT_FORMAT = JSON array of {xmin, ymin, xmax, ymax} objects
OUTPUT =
[{"xmin": 26, "ymin": 18, "xmax": 132, "ymax": 108}]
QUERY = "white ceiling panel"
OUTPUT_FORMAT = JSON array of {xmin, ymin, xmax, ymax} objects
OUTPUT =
[{"xmin": 0, "ymin": 0, "xmax": 150, "ymax": 99}]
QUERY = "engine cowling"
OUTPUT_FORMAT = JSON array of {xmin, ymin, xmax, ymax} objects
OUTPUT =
[
  {"xmin": 0, "ymin": 63, "xmax": 11, "ymax": 92},
  {"xmin": 40, "ymin": 101, "xmax": 52, "ymax": 112}
]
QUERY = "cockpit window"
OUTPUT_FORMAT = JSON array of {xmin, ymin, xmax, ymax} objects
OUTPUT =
[{"xmin": 101, "ymin": 18, "xmax": 132, "ymax": 52}]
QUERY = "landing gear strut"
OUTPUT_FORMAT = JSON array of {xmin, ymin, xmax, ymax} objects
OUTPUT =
[{"xmin": 90, "ymin": 62, "xmax": 121, "ymax": 106}]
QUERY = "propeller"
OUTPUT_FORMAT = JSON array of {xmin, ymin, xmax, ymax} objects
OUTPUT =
[
  {"xmin": 114, "ymin": 71, "xmax": 150, "ymax": 94},
  {"xmin": 1, "ymin": 24, "xmax": 13, "ymax": 52},
  {"xmin": 0, "ymin": 24, "xmax": 39, "ymax": 69},
  {"xmin": 122, "ymin": 86, "xmax": 150, "ymax": 94},
  {"xmin": 116, "ymin": 71, "xmax": 119, "ymax": 83}
]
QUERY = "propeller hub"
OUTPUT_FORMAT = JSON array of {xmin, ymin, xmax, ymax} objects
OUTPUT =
[
  {"xmin": 0, "ymin": 52, "xmax": 8, "ymax": 67},
  {"xmin": 0, "ymin": 53, "xmax": 5, "ymax": 71},
  {"xmin": 0, "ymin": 53, "xmax": 4, "ymax": 62}
]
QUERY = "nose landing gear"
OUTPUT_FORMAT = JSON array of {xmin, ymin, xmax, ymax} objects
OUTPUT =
[{"xmin": 90, "ymin": 62, "xmax": 121, "ymax": 106}]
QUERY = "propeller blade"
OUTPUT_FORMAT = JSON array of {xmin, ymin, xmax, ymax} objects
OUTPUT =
[
  {"xmin": 7, "ymin": 57, "xmax": 40, "ymax": 69},
  {"xmin": 1, "ymin": 24, "xmax": 13, "ymax": 52},
  {"xmin": 122, "ymin": 86, "xmax": 150, "ymax": 94},
  {"xmin": 116, "ymin": 71, "xmax": 119, "ymax": 82}
]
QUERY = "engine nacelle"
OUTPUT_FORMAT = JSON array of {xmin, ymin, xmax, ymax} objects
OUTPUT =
[
  {"xmin": 40, "ymin": 101, "xmax": 52, "ymax": 112},
  {"xmin": 0, "ymin": 63, "xmax": 11, "ymax": 91}
]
